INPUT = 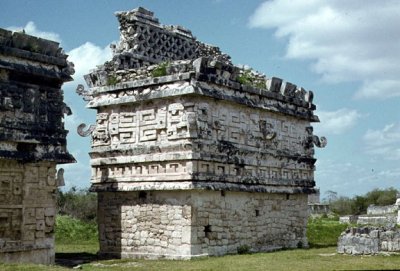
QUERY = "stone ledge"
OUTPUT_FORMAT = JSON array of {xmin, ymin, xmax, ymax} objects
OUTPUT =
[{"xmin": 90, "ymin": 181, "xmax": 315, "ymax": 194}]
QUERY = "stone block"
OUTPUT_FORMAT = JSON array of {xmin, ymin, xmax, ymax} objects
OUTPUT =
[{"xmin": 35, "ymin": 208, "xmax": 45, "ymax": 220}]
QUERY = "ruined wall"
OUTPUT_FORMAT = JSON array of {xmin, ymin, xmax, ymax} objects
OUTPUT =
[
  {"xmin": 367, "ymin": 205, "xmax": 398, "ymax": 216},
  {"xmin": 338, "ymin": 227, "xmax": 400, "ymax": 255},
  {"xmin": 98, "ymin": 190, "xmax": 308, "ymax": 259},
  {"xmin": 0, "ymin": 28, "xmax": 74, "ymax": 264}
]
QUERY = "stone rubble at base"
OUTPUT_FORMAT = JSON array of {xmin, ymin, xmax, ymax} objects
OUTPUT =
[
  {"xmin": 0, "ymin": 28, "xmax": 75, "ymax": 264},
  {"xmin": 77, "ymin": 7, "xmax": 327, "ymax": 260},
  {"xmin": 338, "ymin": 227, "xmax": 400, "ymax": 255}
]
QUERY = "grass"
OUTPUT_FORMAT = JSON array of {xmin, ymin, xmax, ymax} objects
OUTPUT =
[
  {"xmin": 2, "ymin": 247, "xmax": 400, "ymax": 271},
  {"xmin": 307, "ymin": 216, "xmax": 349, "ymax": 248},
  {"xmin": 2, "ymin": 216, "xmax": 400, "ymax": 270},
  {"xmin": 55, "ymin": 215, "xmax": 98, "ymax": 245}
]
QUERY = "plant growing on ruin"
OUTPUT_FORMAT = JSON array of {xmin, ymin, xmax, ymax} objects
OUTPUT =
[
  {"xmin": 31, "ymin": 43, "xmax": 40, "ymax": 53},
  {"xmin": 0, "ymin": 70, "xmax": 8, "ymax": 82},
  {"xmin": 106, "ymin": 75, "xmax": 119, "ymax": 86},
  {"xmin": 237, "ymin": 69, "xmax": 266, "ymax": 89},
  {"xmin": 151, "ymin": 61, "xmax": 169, "ymax": 77},
  {"xmin": 237, "ymin": 244, "xmax": 251, "ymax": 254}
]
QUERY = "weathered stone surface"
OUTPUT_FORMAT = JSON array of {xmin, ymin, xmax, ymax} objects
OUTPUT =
[
  {"xmin": 0, "ymin": 28, "xmax": 75, "ymax": 163},
  {"xmin": 78, "ymin": 7, "xmax": 326, "ymax": 259},
  {"xmin": 338, "ymin": 227, "xmax": 400, "ymax": 255},
  {"xmin": 98, "ymin": 190, "xmax": 308, "ymax": 259},
  {"xmin": 0, "ymin": 28, "xmax": 74, "ymax": 264}
]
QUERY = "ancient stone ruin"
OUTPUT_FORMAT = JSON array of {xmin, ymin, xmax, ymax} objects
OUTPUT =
[
  {"xmin": 339, "ymin": 193, "xmax": 400, "ymax": 226},
  {"xmin": 78, "ymin": 7, "xmax": 326, "ymax": 259},
  {"xmin": 0, "ymin": 28, "xmax": 75, "ymax": 264},
  {"xmin": 308, "ymin": 188, "xmax": 330, "ymax": 216},
  {"xmin": 337, "ymin": 194, "xmax": 400, "ymax": 255},
  {"xmin": 338, "ymin": 227, "xmax": 400, "ymax": 255}
]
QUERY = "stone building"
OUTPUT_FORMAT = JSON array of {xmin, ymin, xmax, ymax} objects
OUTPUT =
[
  {"xmin": 0, "ymin": 28, "xmax": 75, "ymax": 264},
  {"xmin": 78, "ymin": 7, "xmax": 326, "ymax": 259},
  {"xmin": 308, "ymin": 188, "xmax": 330, "ymax": 215}
]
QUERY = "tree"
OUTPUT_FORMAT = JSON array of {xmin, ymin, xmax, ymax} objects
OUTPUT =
[
  {"xmin": 328, "ymin": 187, "xmax": 398, "ymax": 216},
  {"xmin": 57, "ymin": 187, "xmax": 97, "ymax": 222}
]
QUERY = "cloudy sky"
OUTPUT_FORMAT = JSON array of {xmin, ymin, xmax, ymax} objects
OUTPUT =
[{"xmin": 1, "ymin": 0, "xmax": 399, "ymax": 198}]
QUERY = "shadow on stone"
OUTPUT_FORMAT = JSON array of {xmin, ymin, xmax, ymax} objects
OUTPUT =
[{"xmin": 55, "ymin": 252, "xmax": 98, "ymax": 268}]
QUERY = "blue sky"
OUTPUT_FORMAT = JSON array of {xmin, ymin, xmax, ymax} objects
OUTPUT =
[{"xmin": 1, "ymin": 0, "xmax": 399, "ymax": 199}]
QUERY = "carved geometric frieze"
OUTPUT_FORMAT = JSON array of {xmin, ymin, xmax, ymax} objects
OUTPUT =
[
  {"xmin": 92, "ymin": 161, "xmax": 190, "ymax": 183},
  {"xmin": 92, "ymin": 102, "xmax": 197, "ymax": 148},
  {"xmin": 0, "ymin": 173, "xmax": 23, "ymax": 205},
  {"xmin": 0, "ymin": 208, "xmax": 22, "ymax": 240}
]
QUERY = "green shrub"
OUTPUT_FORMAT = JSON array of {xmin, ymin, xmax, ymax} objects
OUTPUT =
[
  {"xmin": 237, "ymin": 69, "xmax": 266, "ymax": 89},
  {"xmin": 329, "ymin": 187, "xmax": 398, "ymax": 215},
  {"xmin": 55, "ymin": 215, "xmax": 98, "ymax": 243},
  {"xmin": 237, "ymin": 245, "xmax": 251, "ymax": 254},
  {"xmin": 57, "ymin": 187, "xmax": 97, "ymax": 222},
  {"xmin": 237, "ymin": 70, "xmax": 253, "ymax": 86}
]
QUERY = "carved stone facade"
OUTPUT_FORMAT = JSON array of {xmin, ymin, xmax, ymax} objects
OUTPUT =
[
  {"xmin": 0, "ymin": 28, "xmax": 74, "ymax": 264},
  {"xmin": 79, "ymin": 7, "xmax": 326, "ymax": 259}
]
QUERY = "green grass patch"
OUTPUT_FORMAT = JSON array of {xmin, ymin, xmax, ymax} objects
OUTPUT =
[
  {"xmin": 4, "ymin": 216, "xmax": 400, "ymax": 270},
  {"xmin": 80, "ymin": 247, "xmax": 400, "ymax": 271},
  {"xmin": 55, "ymin": 215, "xmax": 98, "ymax": 244},
  {"xmin": 307, "ymin": 217, "xmax": 349, "ymax": 248},
  {"xmin": 55, "ymin": 215, "xmax": 99, "ymax": 254},
  {"xmin": 3, "ymin": 247, "xmax": 400, "ymax": 271}
]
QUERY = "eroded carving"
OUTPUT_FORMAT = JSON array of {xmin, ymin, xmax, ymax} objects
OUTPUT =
[
  {"xmin": 76, "ymin": 84, "xmax": 93, "ymax": 101},
  {"xmin": 77, "ymin": 123, "xmax": 96, "ymax": 137}
]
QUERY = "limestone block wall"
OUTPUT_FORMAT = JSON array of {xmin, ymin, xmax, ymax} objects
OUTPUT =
[
  {"xmin": 357, "ymin": 214, "xmax": 397, "ymax": 226},
  {"xmin": 338, "ymin": 227, "xmax": 400, "ymax": 255},
  {"xmin": 191, "ymin": 191, "xmax": 308, "ymax": 256},
  {"xmin": 97, "ymin": 191, "xmax": 192, "ymax": 259},
  {"xmin": 0, "ymin": 159, "xmax": 58, "ymax": 264},
  {"xmin": 367, "ymin": 204, "xmax": 398, "ymax": 215},
  {"xmin": 97, "ymin": 190, "xmax": 308, "ymax": 259}
]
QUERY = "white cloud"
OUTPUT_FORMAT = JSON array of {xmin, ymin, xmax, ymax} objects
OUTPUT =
[
  {"xmin": 249, "ymin": 0, "xmax": 400, "ymax": 99},
  {"xmin": 315, "ymin": 157, "xmax": 400, "ymax": 197},
  {"xmin": 7, "ymin": 21, "xmax": 61, "ymax": 42},
  {"xmin": 355, "ymin": 79, "xmax": 400, "ymax": 99},
  {"xmin": 313, "ymin": 108, "xmax": 362, "ymax": 135},
  {"xmin": 67, "ymin": 42, "xmax": 112, "ymax": 83},
  {"xmin": 363, "ymin": 123, "xmax": 400, "ymax": 160}
]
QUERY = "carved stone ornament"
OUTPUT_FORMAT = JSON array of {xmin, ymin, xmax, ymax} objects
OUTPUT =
[
  {"xmin": 77, "ymin": 123, "xmax": 96, "ymax": 137},
  {"xmin": 76, "ymin": 84, "xmax": 93, "ymax": 101}
]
